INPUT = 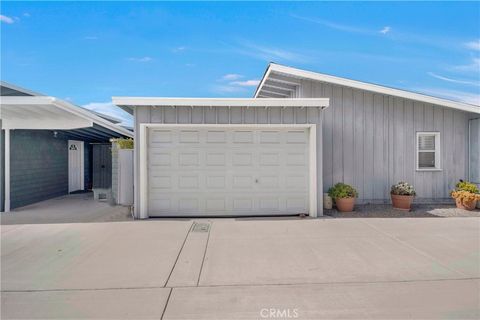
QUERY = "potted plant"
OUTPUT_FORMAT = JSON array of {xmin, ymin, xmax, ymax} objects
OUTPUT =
[
  {"xmin": 390, "ymin": 182, "xmax": 416, "ymax": 211},
  {"xmin": 328, "ymin": 183, "xmax": 358, "ymax": 212},
  {"xmin": 451, "ymin": 180, "xmax": 480, "ymax": 211}
]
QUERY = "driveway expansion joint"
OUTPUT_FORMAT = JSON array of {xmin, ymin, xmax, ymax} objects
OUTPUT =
[{"xmin": 164, "ymin": 221, "xmax": 196, "ymax": 287}]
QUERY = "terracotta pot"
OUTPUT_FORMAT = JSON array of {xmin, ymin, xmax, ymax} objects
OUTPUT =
[
  {"xmin": 391, "ymin": 194, "xmax": 414, "ymax": 211},
  {"xmin": 335, "ymin": 197, "xmax": 355, "ymax": 212},
  {"xmin": 455, "ymin": 198, "xmax": 477, "ymax": 211}
]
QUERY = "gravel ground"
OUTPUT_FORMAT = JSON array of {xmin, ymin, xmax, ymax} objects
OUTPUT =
[{"xmin": 325, "ymin": 204, "xmax": 480, "ymax": 218}]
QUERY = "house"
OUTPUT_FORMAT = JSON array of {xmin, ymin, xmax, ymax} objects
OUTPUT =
[
  {"xmin": 113, "ymin": 63, "xmax": 479, "ymax": 219},
  {"xmin": 0, "ymin": 81, "xmax": 133, "ymax": 212}
]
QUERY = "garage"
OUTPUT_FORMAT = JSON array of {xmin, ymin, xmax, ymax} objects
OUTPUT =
[
  {"xmin": 144, "ymin": 125, "xmax": 315, "ymax": 217},
  {"xmin": 113, "ymin": 97, "xmax": 329, "ymax": 219}
]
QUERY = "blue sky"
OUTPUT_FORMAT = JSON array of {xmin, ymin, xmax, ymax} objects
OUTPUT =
[{"xmin": 1, "ymin": 1, "xmax": 479, "ymax": 125}]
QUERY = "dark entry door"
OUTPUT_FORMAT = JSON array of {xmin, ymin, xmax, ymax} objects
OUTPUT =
[{"xmin": 92, "ymin": 144, "xmax": 112, "ymax": 188}]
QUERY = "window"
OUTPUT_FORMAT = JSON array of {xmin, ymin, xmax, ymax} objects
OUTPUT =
[{"xmin": 416, "ymin": 132, "xmax": 441, "ymax": 170}]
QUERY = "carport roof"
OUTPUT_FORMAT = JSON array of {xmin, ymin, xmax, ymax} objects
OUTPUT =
[
  {"xmin": 113, "ymin": 97, "xmax": 330, "ymax": 114},
  {"xmin": 1, "ymin": 95, "xmax": 133, "ymax": 138}
]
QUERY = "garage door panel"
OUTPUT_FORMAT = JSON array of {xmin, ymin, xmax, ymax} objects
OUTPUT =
[
  {"xmin": 179, "ymin": 130, "xmax": 200, "ymax": 143},
  {"xmin": 206, "ymin": 130, "xmax": 227, "ymax": 143},
  {"xmin": 179, "ymin": 152, "xmax": 199, "ymax": 166},
  {"xmin": 147, "ymin": 127, "xmax": 310, "ymax": 216},
  {"xmin": 233, "ymin": 131, "xmax": 254, "ymax": 143}
]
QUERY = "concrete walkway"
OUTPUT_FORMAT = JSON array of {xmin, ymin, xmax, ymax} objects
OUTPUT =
[
  {"xmin": 1, "ymin": 217, "xmax": 479, "ymax": 319},
  {"xmin": 1, "ymin": 193, "xmax": 132, "ymax": 225}
]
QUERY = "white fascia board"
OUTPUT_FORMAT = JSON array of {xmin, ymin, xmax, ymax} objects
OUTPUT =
[
  {"xmin": 262, "ymin": 63, "xmax": 480, "ymax": 114},
  {"xmin": 1, "ymin": 96, "xmax": 133, "ymax": 137},
  {"xmin": 112, "ymin": 97, "xmax": 329, "ymax": 108},
  {"xmin": 0, "ymin": 81, "xmax": 44, "ymax": 96}
]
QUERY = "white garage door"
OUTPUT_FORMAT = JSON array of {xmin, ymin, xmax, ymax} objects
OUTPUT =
[{"xmin": 147, "ymin": 127, "xmax": 310, "ymax": 216}]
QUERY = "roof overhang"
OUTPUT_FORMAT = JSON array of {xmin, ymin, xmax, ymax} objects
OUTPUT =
[
  {"xmin": 1, "ymin": 96, "xmax": 133, "ymax": 138},
  {"xmin": 113, "ymin": 97, "xmax": 330, "ymax": 114},
  {"xmin": 255, "ymin": 63, "xmax": 480, "ymax": 115}
]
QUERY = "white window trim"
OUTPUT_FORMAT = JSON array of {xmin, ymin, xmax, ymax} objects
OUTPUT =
[
  {"xmin": 138, "ymin": 123, "xmax": 318, "ymax": 219},
  {"xmin": 416, "ymin": 132, "xmax": 441, "ymax": 171}
]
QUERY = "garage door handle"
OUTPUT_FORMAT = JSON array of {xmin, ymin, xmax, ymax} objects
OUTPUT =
[{"xmin": 255, "ymin": 179, "xmax": 258, "ymax": 183}]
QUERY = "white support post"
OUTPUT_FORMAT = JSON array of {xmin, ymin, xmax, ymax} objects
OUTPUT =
[{"xmin": 4, "ymin": 129, "xmax": 11, "ymax": 212}]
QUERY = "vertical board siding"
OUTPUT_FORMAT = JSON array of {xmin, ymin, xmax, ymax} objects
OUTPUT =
[
  {"xmin": 343, "ymin": 88, "xmax": 354, "ymax": 186},
  {"xmin": 373, "ymin": 94, "xmax": 385, "ymax": 199},
  {"xmin": 302, "ymin": 79, "xmax": 472, "ymax": 202},
  {"xmin": 353, "ymin": 90, "xmax": 364, "ymax": 199},
  {"xmin": 323, "ymin": 84, "xmax": 334, "ymax": 189},
  {"xmin": 332, "ymin": 86, "xmax": 344, "ymax": 184},
  {"xmin": 134, "ymin": 84, "xmax": 474, "ymax": 213},
  {"xmin": 363, "ymin": 93, "xmax": 374, "ymax": 200}
]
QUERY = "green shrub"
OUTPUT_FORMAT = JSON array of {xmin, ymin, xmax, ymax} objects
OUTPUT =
[
  {"xmin": 391, "ymin": 181, "xmax": 416, "ymax": 196},
  {"xmin": 455, "ymin": 180, "xmax": 479, "ymax": 194},
  {"xmin": 111, "ymin": 138, "xmax": 134, "ymax": 150},
  {"xmin": 328, "ymin": 183, "xmax": 358, "ymax": 199}
]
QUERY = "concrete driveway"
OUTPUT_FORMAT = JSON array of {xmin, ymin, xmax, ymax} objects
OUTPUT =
[
  {"xmin": 1, "ymin": 193, "xmax": 132, "ymax": 225},
  {"xmin": 1, "ymin": 217, "xmax": 479, "ymax": 319}
]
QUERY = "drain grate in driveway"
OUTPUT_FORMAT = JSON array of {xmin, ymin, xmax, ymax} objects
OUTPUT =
[{"xmin": 192, "ymin": 223, "xmax": 210, "ymax": 233}]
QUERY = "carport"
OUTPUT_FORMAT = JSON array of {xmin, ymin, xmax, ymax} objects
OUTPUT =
[{"xmin": 1, "ymin": 83, "xmax": 133, "ymax": 212}]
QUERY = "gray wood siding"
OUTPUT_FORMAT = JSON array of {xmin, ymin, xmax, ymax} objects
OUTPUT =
[
  {"xmin": 299, "ymin": 79, "xmax": 472, "ymax": 202},
  {"xmin": 133, "ymin": 106, "xmax": 324, "ymax": 217}
]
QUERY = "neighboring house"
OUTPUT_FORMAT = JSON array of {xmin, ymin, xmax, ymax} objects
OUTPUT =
[
  {"xmin": 0, "ymin": 81, "xmax": 133, "ymax": 212},
  {"xmin": 114, "ymin": 63, "xmax": 479, "ymax": 219}
]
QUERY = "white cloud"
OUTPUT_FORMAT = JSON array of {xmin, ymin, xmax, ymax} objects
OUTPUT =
[
  {"xmin": 81, "ymin": 102, "xmax": 133, "ymax": 126},
  {"xmin": 211, "ymin": 85, "xmax": 246, "ymax": 94},
  {"xmin": 127, "ymin": 56, "xmax": 153, "ymax": 62},
  {"xmin": 172, "ymin": 46, "xmax": 186, "ymax": 53},
  {"xmin": 380, "ymin": 26, "xmax": 391, "ymax": 34},
  {"xmin": 451, "ymin": 58, "xmax": 480, "ymax": 73},
  {"xmin": 0, "ymin": 15, "xmax": 15, "ymax": 24},
  {"xmin": 230, "ymin": 80, "xmax": 260, "ymax": 87},
  {"xmin": 221, "ymin": 74, "xmax": 243, "ymax": 81},
  {"xmin": 427, "ymin": 72, "xmax": 479, "ymax": 86},
  {"xmin": 465, "ymin": 39, "xmax": 480, "ymax": 51},
  {"xmin": 23, "ymin": 12, "xmax": 30, "ymax": 17},
  {"xmin": 414, "ymin": 87, "xmax": 480, "ymax": 106},
  {"xmin": 246, "ymin": 44, "xmax": 304, "ymax": 62},
  {"xmin": 291, "ymin": 14, "xmax": 371, "ymax": 34}
]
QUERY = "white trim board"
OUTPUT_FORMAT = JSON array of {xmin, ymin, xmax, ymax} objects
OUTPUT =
[
  {"xmin": 138, "ymin": 124, "xmax": 318, "ymax": 219},
  {"xmin": 255, "ymin": 63, "xmax": 480, "ymax": 114},
  {"xmin": 113, "ymin": 97, "xmax": 330, "ymax": 114}
]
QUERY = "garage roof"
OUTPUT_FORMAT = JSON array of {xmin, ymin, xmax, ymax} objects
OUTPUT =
[
  {"xmin": 255, "ymin": 63, "xmax": 480, "ymax": 115},
  {"xmin": 113, "ymin": 97, "xmax": 330, "ymax": 114}
]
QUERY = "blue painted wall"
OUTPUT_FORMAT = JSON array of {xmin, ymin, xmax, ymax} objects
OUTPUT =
[{"xmin": 10, "ymin": 130, "xmax": 69, "ymax": 209}]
